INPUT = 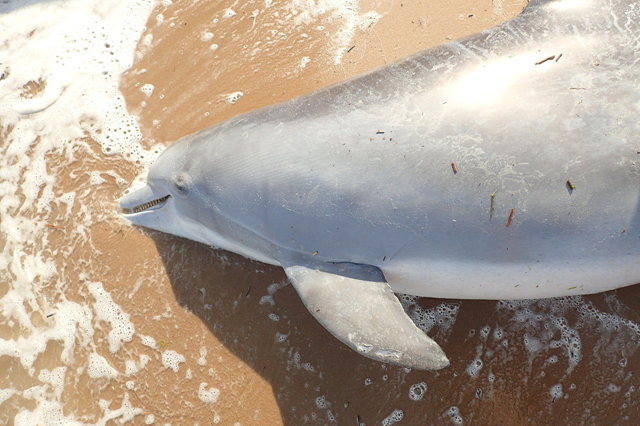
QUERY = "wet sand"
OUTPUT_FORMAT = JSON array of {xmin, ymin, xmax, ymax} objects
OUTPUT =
[{"xmin": 3, "ymin": 0, "xmax": 640, "ymax": 424}]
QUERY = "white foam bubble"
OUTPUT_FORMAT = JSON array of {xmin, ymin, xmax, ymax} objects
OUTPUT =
[
  {"xmin": 88, "ymin": 352, "xmax": 119, "ymax": 380},
  {"xmin": 358, "ymin": 11, "xmax": 381, "ymax": 30},
  {"xmin": 408, "ymin": 382, "xmax": 427, "ymax": 401},
  {"xmin": 198, "ymin": 347, "xmax": 208, "ymax": 365},
  {"xmin": 0, "ymin": 389, "xmax": 16, "ymax": 406},
  {"xmin": 382, "ymin": 408, "xmax": 403, "ymax": 426},
  {"xmin": 608, "ymin": 383, "xmax": 622, "ymax": 393},
  {"xmin": 125, "ymin": 354, "xmax": 150, "ymax": 375},
  {"xmin": 496, "ymin": 296, "xmax": 640, "ymax": 374},
  {"xmin": 300, "ymin": 56, "xmax": 311, "ymax": 68},
  {"xmin": 446, "ymin": 406, "xmax": 463, "ymax": 424},
  {"xmin": 14, "ymin": 400, "xmax": 83, "ymax": 426},
  {"xmin": 89, "ymin": 171, "xmax": 107, "ymax": 185},
  {"xmin": 139, "ymin": 334, "xmax": 158, "ymax": 350},
  {"xmin": 315, "ymin": 395, "xmax": 329, "ymax": 409},
  {"xmin": 275, "ymin": 332, "xmax": 289, "ymax": 342},
  {"xmin": 198, "ymin": 383, "xmax": 221, "ymax": 403},
  {"xmin": 162, "ymin": 349, "xmax": 186, "ymax": 372},
  {"xmin": 140, "ymin": 83, "xmax": 154, "ymax": 97},
  {"xmin": 465, "ymin": 357, "xmax": 483, "ymax": 378},
  {"xmin": 550, "ymin": 383, "xmax": 563, "ymax": 400},
  {"xmin": 88, "ymin": 281, "xmax": 135, "ymax": 353},
  {"xmin": 268, "ymin": 313, "xmax": 280, "ymax": 321},
  {"xmin": 38, "ymin": 366, "xmax": 67, "ymax": 400},
  {"xmin": 399, "ymin": 295, "xmax": 460, "ymax": 335},
  {"xmin": 223, "ymin": 91, "xmax": 244, "ymax": 104},
  {"xmin": 97, "ymin": 392, "xmax": 143, "ymax": 423}
]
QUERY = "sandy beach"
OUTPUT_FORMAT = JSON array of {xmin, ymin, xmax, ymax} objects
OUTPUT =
[{"xmin": 2, "ymin": 0, "xmax": 640, "ymax": 424}]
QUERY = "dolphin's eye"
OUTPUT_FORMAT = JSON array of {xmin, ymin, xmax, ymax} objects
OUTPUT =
[{"xmin": 174, "ymin": 174, "xmax": 189, "ymax": 194}]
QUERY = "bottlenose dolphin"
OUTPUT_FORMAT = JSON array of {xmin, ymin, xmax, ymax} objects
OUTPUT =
[{"xmin": 120, "ymin": 0, "xmax": 640, "ymax": 370}]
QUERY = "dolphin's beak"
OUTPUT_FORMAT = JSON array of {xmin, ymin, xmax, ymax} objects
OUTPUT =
[{"xmin": 119, "ymin": 185, "xmax": 170, "ymax": 216}]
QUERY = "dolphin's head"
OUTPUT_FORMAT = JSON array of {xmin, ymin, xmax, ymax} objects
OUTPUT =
[
  {"xmin": 119, "ymin": 133, "xmax": 278, "ymax": 264},
  {"xmin": 119, "ymin": 138, "xmax": 213, "ymax": 244}
]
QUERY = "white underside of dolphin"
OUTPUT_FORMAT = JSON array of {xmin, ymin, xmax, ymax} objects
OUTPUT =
[{"xmin": 120, "ymin": 0, "xmax": 640, "ymax": 370}]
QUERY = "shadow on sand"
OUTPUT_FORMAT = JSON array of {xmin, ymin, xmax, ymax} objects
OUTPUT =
[{"xmin": 149, "ymin": 231, "xmax": 640, "ymax": 424}]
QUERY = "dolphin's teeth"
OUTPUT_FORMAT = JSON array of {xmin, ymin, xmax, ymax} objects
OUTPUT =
[{"xmin": 123, "ymin": 195, "xmax": 170, "ymax": 214}]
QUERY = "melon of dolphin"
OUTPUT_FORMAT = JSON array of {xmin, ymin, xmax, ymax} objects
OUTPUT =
[{"xmin": 120, "ymin": 0, "xmax": 640, "ymax": 370}]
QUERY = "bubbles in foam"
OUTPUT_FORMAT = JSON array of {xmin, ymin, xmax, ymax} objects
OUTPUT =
[
  {"xmin": 139, "ymin": 334, "xmax": 158, "ymax": 350},
  {"xmin": 398, "ymin": 294, "xmax": 460, "ymax": 335},
  {"xmin": 88, "ymin": 282, "xmax": 135, "ymax": 353},
  {"xmin": 550, "ymin": 384, "xmax": 563, "ymax": 400},
  {"xmin": 492, "ymin": 326, "xmax": 504, "ymax": 340},
  {"xmin": 358, "ymin": 11, "xmax": 381, "ymax": 30},
  {"xmin": 480, "ymin": 325, "xmax": 491, "ymax": 339},
  {"xmin": 0, "ymin": 389, "xmax": 16, "ymax": 406},
  {"xmin": 315, "ymin": 395, "xmax": 329, "ymax": 409},
  {"xmin": 126, "ymin": 354, "xmax": 149, "ymax": 376},
  {"xmin": 224, "ymin": 91, "xmax": 244, "ymax": 104},
  {"xmin": 198, "ymin": 347, "xmax": 208, "ymax": 365},
  {"xmin": 382, "ymin": 409, "xmax": 403, "ymax": 426},
  {"xmin": 408, "ymin": 382, "xmax": 427, "ymax": 401},
  {"xmin": 161, "ymin": 349, "xmax": 186, "ymax": 373},
  {"xmin": 97, "ymin": 392, "xmax": 143, "ymax": 423},
  {"xmin": 496, "ymin": 296, "xmax": 640, "ymax": 375},
  {"xmin": 268, "ymin": 313, "xmax": 280, "ymax": 321},
  {"xmin": 465, "ymin": 358, "xmax": 483, "ymax": 378},
  {"xmin": 260, "ymin": 280, "xmax": 288, "ymax": 306},
  {"xmin": 275, "ymin": 332, "xmax": 289, "ymax": 342},
  {"xmin": 608, "ymin": 384, "xmax": 622, "ymax": 393},
  {"xmin": 38, "ymin": 366, "xmax": 67, "ymax": 400},
  {"xmin": 89, "ymin": 171, "xmax": 107, "ymax": 185},
  {"xmin": 446, "ymin": 406, "xmax": 463, "ymax": 424},
  {"xmin": 198, "ymin": 383, "xmax": 220, "ymax": 403},
  {"xmin": 88, "ymin": 352, "xmax": 119, "ymax": 380},
  {"xmin": 140, "ymin": 83, "xmax": 154, "ymax": 97}
]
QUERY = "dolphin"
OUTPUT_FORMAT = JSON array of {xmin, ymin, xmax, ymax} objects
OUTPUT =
[{"xmin": 120, "ymin": 0, "xmax": 640, "ymax": 370}]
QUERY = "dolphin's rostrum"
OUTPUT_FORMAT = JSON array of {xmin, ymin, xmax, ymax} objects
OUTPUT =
[{"xmin": 120, "ymin": 0, "xmax": 640, "ymax": 370}]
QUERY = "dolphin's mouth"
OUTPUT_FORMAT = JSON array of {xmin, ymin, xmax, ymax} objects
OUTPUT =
[{"xmin": 121, "ymin": 195, "xmax": 170, "ymax": 215}]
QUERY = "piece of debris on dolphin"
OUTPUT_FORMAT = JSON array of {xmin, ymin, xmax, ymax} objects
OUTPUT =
[{"xmin": 120, "ymin": 0, "xmax": 640, "ymax": 370}]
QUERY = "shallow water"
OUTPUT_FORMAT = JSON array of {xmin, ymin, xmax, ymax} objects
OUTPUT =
[{"xmin": 2, "ymin": 0, "xmax": 640, "ymax": 424}]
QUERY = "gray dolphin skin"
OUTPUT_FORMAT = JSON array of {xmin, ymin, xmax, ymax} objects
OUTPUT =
[{"xmin": 120, "ymin": 0, "xmax": 640, "ymax": 370}]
